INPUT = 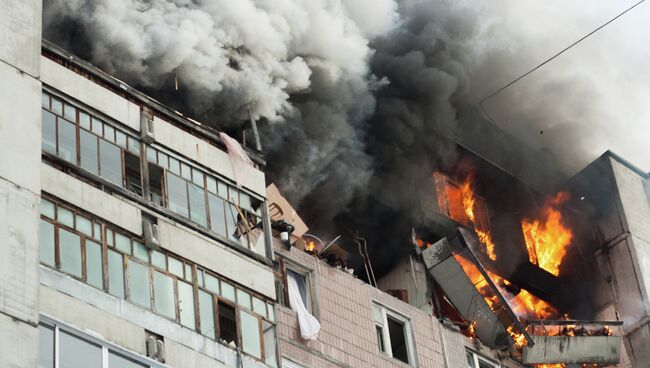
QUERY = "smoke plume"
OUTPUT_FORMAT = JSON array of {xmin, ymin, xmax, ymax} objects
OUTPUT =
[{"xmin": 43, "ymin": 0, "xmax": 566, "ymax": 274}]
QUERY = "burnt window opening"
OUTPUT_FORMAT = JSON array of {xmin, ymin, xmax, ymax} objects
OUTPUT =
[
  {"xmin": 387, "ymin": 316, "xmax": 408, "ymax": 364},
  {"xmin": 373, "ymin": 303, "xmax": 414, "ymax": 366},
  {"xmin": 218, "ymin": 301, "xmax": 238, "ymax": 345},
  {"xmin": 148, "ymin": 163, "xmax": 164, "ymax": 206},
  {"xmin": 125, "ymin": 152, "xmax": 142, "ymax": 196}
]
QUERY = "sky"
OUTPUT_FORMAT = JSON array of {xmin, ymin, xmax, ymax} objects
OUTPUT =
[{"xmin": 468, "ymin": 0, "xmax": 650, "ymax": 174}]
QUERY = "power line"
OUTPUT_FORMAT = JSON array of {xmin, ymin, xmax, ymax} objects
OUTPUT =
[{"xmin": 478, "ymin": 0, "xmax": 647, "ymax": 109}]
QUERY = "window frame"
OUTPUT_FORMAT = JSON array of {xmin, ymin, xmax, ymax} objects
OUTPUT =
[
  {"xmin": 465, "ymin": 349, "xmax": 500, "ymax": 368},
  {"xmin": 278, "ymin": 257, "xmax": 317, "ymax": 316},
  {"xmin": 372, "ymin": 302, "xmax": 416, "ymax": 367}
]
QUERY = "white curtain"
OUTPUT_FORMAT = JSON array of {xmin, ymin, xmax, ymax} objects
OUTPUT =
[
  {"xmin": 219, "ymin": 132, "xmax": 254, "ymax": 188},
  {"xmin": 287, "ymin": 273, "xmax": 320, "ymax": 340}
]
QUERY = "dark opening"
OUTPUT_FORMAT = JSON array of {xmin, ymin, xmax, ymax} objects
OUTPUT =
[
  {"xmin": 387, "ymin": 316, "xmax": 408, "ymax": 363},
  {"xmin": 125, "ymin": 152, "xmax": 142, "ymax": 196},
  {"xmin": 148, "ymin": 164, "xmax": 164, "ymax": 206},
  {"xmin": 218, "ymin": 301, "xmax": 237, "ymax": 345}
]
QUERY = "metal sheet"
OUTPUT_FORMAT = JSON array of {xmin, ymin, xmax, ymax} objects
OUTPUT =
[{"xmin": 523, "ymin": 336, "xmax": 621, "ymax": 364}]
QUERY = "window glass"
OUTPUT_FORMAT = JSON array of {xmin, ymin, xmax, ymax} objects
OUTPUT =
[
  {"xmin": 91, "ymin": 117, "xmax": 103, "ymax": 136},
  {"xmin": 197, "ymin": 269, "xmax": 204, "ymax": 287},
  {"xmin": 106, "ymin": 228, "xmax": 114, "ymax": 246},
  {"xmin": 99, "ymin": 139, "xmax": 123, "ymax": 185},
  {"xmin": 58, "ymin": 119, "xmax": 77, "ymax": 164},
  {"xmin": 373, "ymin": 304, "xmax": 383, "ymax": 324},
  {"xmin": 79, "ymin": 111, "xmax": 91, "ymax": 130},
  {"xmin": 178, "ymin": 280, "xmax": 195, "ymax": 328},
  {"xmin": 267, "ymin": 303, "xmax": 275, "ymax": 322},
  {"xmin": 157, "ymin": 152, "xmax": 168, "ymax": 168},
  {"xmin": 188, "ymin": 183, "xmax": 207, "ymax": 227},
  {"xmin": 128, "ymin": 136, "xmax": 140, "ymax": 154},
  {"xmin": 228, "ymin": 187, "xmax": 239, "ymax": 204},
  {"xmin": 169, "ymin": 156, "xmax": 180, "ymax": 174},
  {"xmin": 184, "ymin": 263, "xmax": 193, "ymax": 282},
  {"xmin": 51, "ymin": 97, "xmax": 63, "ymax": 115},
  {"xmin": 387, "ymin": 316, "xmax": 409, "ymax": 364},
  {"xmin": 151, "ymin": 250, "xmax": 166, "ymax": 270},
  {"xmin": 128, "ymin": 260, "xmax": 151, "ymax": 308},
  {"xmin": 206, "ymin": 176, "xmax": 217, "ymax": 194},
  {"xmin": 167, "ymin": 173, "xmax": 189, "ymax": 218},
  {"xmin": 218, "ymin": 301, "xmax": 237, "ymax": 345},
  {"xmin": 42, "ymin": 110, "xmax": 57, "ymax": 154},
  {"xmin": 208, "ymin": 194, "xmax": 227, "ymax": 237},
  {"xmin": 86, "ymin": 240, "xmax": 103, "ymax": 290},
  {"xmin": 181, "ymin": 162, "xmax": 192, "ymax": 180},
  {"xmin": 153, "ymin": 271, "xmax": 175, "ymax": 320},
  {"xmin": 108, "ymin": 249, "xmax": 125, "ymax": 298},
  {"xmin": 168, "ymin": 257, "xmax": 184, "ymax": 278},
  {"xmin": 466, "ymin": 352, "xmax": 476, "ymax": 368},
  {"xmin": 38, "ymin": 324, "xmax": 54, "ymax": 368},
  {"xmin": 41, "ymin": 198, "xmax": 55, "ymax": 219},
  {"xmin": 79, "ymin": 130, "xmax": 99, "ymax": 175},
  {"xmin": 93, "ymin": 223, "xmax": 102, "ymax": 240},
  {"xmin": 59, "ymin": 228, "xmax": 82, "ymax": 278},
  {"xmin": 217, "ymin": 181, "xmax": 228, "ymax": 198},
  {"xmin": 64, "ymin": 103, "xmax": 76, "ymax": 122},
  {"xmin": 41, "ymin": 93, "xmax": 50, "ymax": 108},
  {"xmin": 59, "ymin": 330, "xmax": 102, "ymax": 368},
  {"xmin": 104, "ymin": 124, "xmax": 115, "ymax": 142},
  {"xmin": 204, "ymin": 273, "xmax": 219, "ymax": 294},
  {"xmin": 75, "ymin": 215, "xmax": 93, "ymax": 237},
  {"xmin": 199, "ymin": 290, "xmax": 215, "ymax": 339},
  {"xmin": 108, "ymin": 352, "xmax": 148, "ymax": 368},
  {"xmin": 133, "ymin": 241, "xmax": 148, "ymax": 262},
  {"xmin": 39, "ymin": 220, "xmax": 55, "ymax": 266},
  {"xmin": 115, "ymin": 233, "xmax": 131, "ymax": 254},
  {"xmin": 116, "ymin": 131, "xmax": 127, "ymax": 148},
  {"xmin": 240, "ymin": 310, "xmax": 262, "ymax": 358},
  {"xmin": 192, "ymin": 169, "xmax": 204, "ymax": 186},
  {"xmin": 237, "ymin": 289, "xmax": 252, "ymax": 310},
  {"xmin": 221, "ymin": 281, "xmax": 236, "ymax": 302},
  {"xmin": 225, "ymin": 203, "xmax": 239, "ymax": 242},
  {"xmin": 146, "ymin": 147, "xmax": 157, "ymax": 163},
  {"xmin": 57, "ymin": 207, "xmax": 74, "ymax": 228},
  {"xmin": 240, "ymin": 193, "xmax": 251, "ymax": 211},
  {"xmin": 253, "ymin": 296, "xmax": 267, "ymax": 317},
  {"xmin": 263, "ymin": 320, "xmax": 278, "ymax": 367},
  {"xmin": 478, "ymin": 359, "xmax": 495, "ymax": 368}
]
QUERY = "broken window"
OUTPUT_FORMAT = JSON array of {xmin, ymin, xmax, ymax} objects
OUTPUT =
[
  {"xmin": 148, "ymin": 163, "xmax": 164, "ymax": 206},
  {"xmin": 373, "ymin": 303, "xmax": 415, "ymax": 366},
  {"xmin": 124, "ymin": 152, "xmax": 142, "ymax": 196},
  {"xmin": 286, "ymin": 268, "xmax": 311, "ymax": 312},
  {"xmin": 218, "ymin": 301, "xmax": 238, "ymax": 345}
]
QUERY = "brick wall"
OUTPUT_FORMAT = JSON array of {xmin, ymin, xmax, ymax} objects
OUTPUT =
[{"xmin": 275, "ymin": 245, "xmax": 447, "ymax": 367}]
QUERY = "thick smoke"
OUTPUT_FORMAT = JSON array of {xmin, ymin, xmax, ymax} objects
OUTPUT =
[{"xmin": 43, "ymin": 0, "xmax": 564, "ymax": 275}]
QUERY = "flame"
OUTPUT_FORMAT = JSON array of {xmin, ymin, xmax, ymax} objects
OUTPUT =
[
  {"xmin": 509, "ymin": 288, "xmax": 557, "ymax": 320},
  {"xmin": 507, "ymin": 325, "xmax": 528, "ymax": 348},
  {"xmin": 305, "ymin": 241, "xmax": 316, "ymax": 252},
  {"xmin": 461, "ymin": 179, "xmax": 497, "ymax": 261},
  {"xmin": 534, "ymin": 365, "xmax": 566, "ymax": 368},
  {"xmin": 521, "ymin": 192, "xmax": 573, "ymax": 276},
  {"xmin": 468, "ymin": 321, "xmax": 476, "ymax": 338}
]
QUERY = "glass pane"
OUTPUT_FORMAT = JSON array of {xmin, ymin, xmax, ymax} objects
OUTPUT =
[
  {"xmin": 51, "ymin": 97, "xmax": 63, "ymax": 115},
  {"xmin": 109, "ymin": 352, "xmax": 147, "ymax": 368},
  {"xmin": 240, "ymin": 310, "xmax": 262, "ymax": 358},
  {"xmin": 93, "ymin": 223, "xmax": 102, "ymax": 241},
  {"xmin": 79, "ymin": 130, "xmax": 99, "ymax": 175},
  {"xmin": 59, "ymin": 330, "xmax": 102, "ymax": 368},
  {"xmin": 116, "ymin": 131, "xmax": 127, "ymax": 149},
  {"xmin": 104, "ymin": 124, "xmax": 115, "ymax": 142},
  {"xmin": 128, "ymin": 136, "xmax": 140, "ymax": 154},
  {"xmin": 64, "ymin": 103, "xmax": 76, "ymax": 122},
  {"xmin": 58, "ymin": 118, "xmax": 77, "ymax": 164},
  {"xmin": 42, "ymin": 110, "xmax": 57, "ymax": 154},
  {"xmin": 57, "ymin": 207, "xmax": 74, "ymax": 228},
  {"xmin": 75, "ymin": 215, "xmax": 92, "ymax": 237},
  {"xmin": 184, "ymin": 263, "xmax": 193, "ymax": 282},
  {"xmin": 217, "ymin": 181, "xmax": 228, "ymax": 198},
  {"xmin": 466, "ymin": 353, "xmax": 475, "ymax": 368},
  {"xmin": 204, "ymin": 273, "xmax": 219, "ymax": 294},
  {"xmin": 99, "ymin": 139, "xmax": 123, "ymax": 185},
  {"xmin": 478, "ymin": 360, "xmax": 495, "ymax": 368},
  {"xmin": 38, "ymin": 324, "xmax": 54, "ymax": 368},
  {"xmin": 153, "ymin": 271, "xmax": 175, "ymax": 319},
  {"xmin": 133, "ymin": 241, "xmax": 148, "ymax": 262},
  {"xmin": 252, "ymin": 296, "xmax": 266, "ymax": 317},
  {"xmin": 225, "ymin": 203, "xmax": 239, "ymax": 242},
  {"xmin": 39, "ymin": 220, "xmax": 55, "ymax": 266},
  {"xmin": 41, "ymin": 198, "xmax": 55, "ymax": 219},
  {"xmin": 206, "ymin": 176, "xmax": 217, "ymax": 194},
  {"xmin": 41, "ymin": 92, "xmax": 50, "ymax": 108},
  {"xmin": 263, "ymin": 321, "xmax": 278, "ymax": 367},
  {"xmin": 168, "ymin": 257, "xmax": 184, "ymax": 278},
  {"xmin": 192, "ymin": 169, "xmax": 204, "ymax": 186},
  {"xmin": 128, "ymin": 260, "xmax": 151, "ymax": 308},
  {"xmin": 221, "ymin": 281, "xmax": 235, "ymax": 302},
  {"xmin": 115, "ymin": 233, "xmax": 131, "ymax": 254},
  {"xmin": 158, "ymin": 152, "xmax": 168, "ymax": 168},
  {"xmin": 188, "ymin": 183, "xmax": 207, "ymax": 227},
  {"xmin": 180, "ymin": 162, "xmax": 191, "ymax": 180},
  {"xmin": 199, "ymin": 290, "xmax": 215, "ymax": 339},
  {"xmin": 178, "ymin": 280, "xmax": 195, "ymax": 329},
  {"xmin": 106, "ymin": 228, "xmax": 114, "ymax": 246},
  {"xmin": 146, "ymin": 147, "xmax": 157, "ymax": 162},
  {"xmin": 373, "ymin": 304, "xmax": 383, "ymax": 324},
  {"xmin": 167, "ymin": 173, "xmax": 189, "ymax": 218},
  {"xmin": 237, "ymin": 289, "xmax": 252, "ymax": 310},
  {"xmin": 91, "ymin": 117, "xmax": 103, "ymax": 135},
  {"xmin": 240, "ymin": 193, "xmax": 251, "ymax": 211},
  {"xmin": 108, "ymin": 249, "xmax": 125, "ymax": 298},
  {"xmin": 387, "ymin": 316, "xmax": 409, "ymax": 364},
  {"xmin": 151, "ymin": 250, "xmax": 166, "ymax": 270},
  {"xmin": 169, "ymin": 156, "xmax": 180, "ymax": 174},
  {"xmin": 79, "ymin": 111, "xmax": 90, "ymax": 130},
  {"xmin": 267, "ymin": 303, "xmax": 275, "ymax": 322},
  {"xmin": 59, "ymin": 228, "xmax": 82, "ymax": 278},
  {"xmin": 208, "ymin": 194, "xmax": 227, "ymax": 237},
  {"xmin": 85, "ymin": 240, "xmax": 103, "ymax": 289},
  {"xmin": 197, "ymin": 269, "xmax": 204, "ymax": 287}
]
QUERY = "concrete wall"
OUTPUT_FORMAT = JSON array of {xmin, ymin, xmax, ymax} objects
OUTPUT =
[
  {"xmin": 376, "ymin": 257, "xmax": 432, "ymax": 314},
  {"xmin": 0, "ymin": 1, "xmax": 42, "ymax": 367}
]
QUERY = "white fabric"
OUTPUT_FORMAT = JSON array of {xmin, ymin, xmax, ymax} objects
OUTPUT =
[
  {"xmin": 219, "ymin": 132, "xmax": 254, "ymax": 188},
  {"xmin": 287, "ymin": 273, "xmax": 320, "ymax": 340}
]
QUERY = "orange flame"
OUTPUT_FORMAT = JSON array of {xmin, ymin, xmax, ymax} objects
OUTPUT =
[
  {"xmin": 461, "ymin": 179, "xmax": 497, "ymax": 261},
  {"xmin": 521, "ymin": 192, "xmax": 573, "ymax": 276},
  {"xmin": 507, "ymin": 325, "xmax": 528, "ymax": 348},
  {"xmin": 305, "ymin": 241, "xmax": 316, "ymax": 252}
]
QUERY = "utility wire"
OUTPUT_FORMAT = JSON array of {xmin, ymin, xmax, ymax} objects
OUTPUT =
[{"xmin": 478, "ymin": 0, "xmax": 647, "ymax": 109}]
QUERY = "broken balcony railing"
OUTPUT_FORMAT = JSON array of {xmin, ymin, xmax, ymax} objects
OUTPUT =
[{"xmin": 421, "ymin": 227, "xmax": 533, "ymax": 349}]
